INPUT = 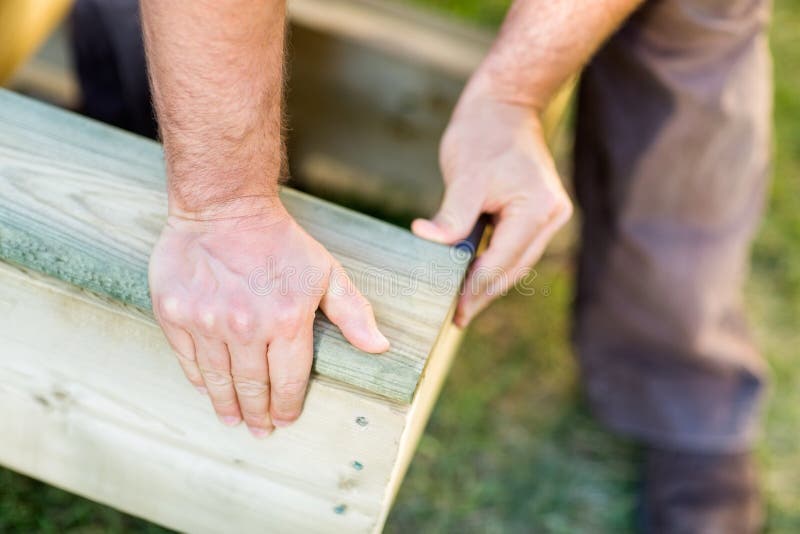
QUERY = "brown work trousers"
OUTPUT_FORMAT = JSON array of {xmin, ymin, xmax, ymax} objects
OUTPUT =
[{"xmin": 573, "ymin": 0, "xmax": 772, "ymax": 453}]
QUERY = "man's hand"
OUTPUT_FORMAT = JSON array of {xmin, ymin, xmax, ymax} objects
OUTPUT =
[
  {"xmin": 412, "ymin": 0, "xmax": 643, "ymax": 326},
  {"xmin": 141, "ymin": 1, "xmax": 391, "ymax": 434},
  {"xmin": 412, "ymin": 96, "xmax": 572, "ymax": 327},
  {"xmin": 149, "ymin": 201, "xmax": 389, "ymax": 436}
]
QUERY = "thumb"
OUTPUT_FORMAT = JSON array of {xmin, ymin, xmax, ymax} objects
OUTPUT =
[
  {"xmin": 412, "ymin": 181, "xmax": 484, "ymax": 244},
  {"xmin": 319, "ymin": 262, "xmax": 390, "ymax": 354}
]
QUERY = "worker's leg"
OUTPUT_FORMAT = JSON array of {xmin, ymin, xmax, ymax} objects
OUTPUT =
[
  {"xmin": 573, "ymin": 0, "xmax": 771, "ymax": 527},
  {"xmin": 574, "ymin": 0, "xmax": 771, "ymax": 456}
]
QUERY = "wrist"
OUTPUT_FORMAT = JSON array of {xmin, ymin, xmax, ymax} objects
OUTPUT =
[
  {"xmin": 167, "ymin": 193, "xmax": 288, "ymax": 227},
  {"xmin": 451, "ymin": 85, "xmax": 545, "ymax": 137},
  {"xmin": 162, "ymin": 130, "xmax": 285, "ymax": 221},
  {"xmin": 459, "ymin": 61, "xmax": 549, "ymax": 115}
]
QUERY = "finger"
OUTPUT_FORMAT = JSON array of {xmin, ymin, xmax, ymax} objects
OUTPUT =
[
  {"xmin": 456, "ymin": 206, "xmax": 569, "ymax": 326},
  {"xmin": 412, "ymin": 180, "xmax": 484, "ymax": 244},
  {"xmin": 194, "ymin": 334, "xmax": 241, "ymax": 426},
  {"xmin": 153, "ymin": 298, "xmax": 205, "ymax": 393},
  {"xmin": 268, "ymin": 322, "xmax": 314, "ymax": 428},
  {"xmin": 164, "ymin": 323, "xmax": 206, "ymax": 393},
  {"xmin": 457, "ymin": 212, "xmax": 539, "ymax": 320},
  {"xmin": 319, "ymin": 263, "xmax": 390, "ymax": 353},
  {"xmin": 229, "ymin": 341, "xmax": 272, "ymax": 437}
]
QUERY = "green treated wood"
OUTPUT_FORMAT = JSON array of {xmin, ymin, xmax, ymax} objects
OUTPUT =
[{"xmin": 0, "ymin": 89, "xmax": 470, "ymax": 403}]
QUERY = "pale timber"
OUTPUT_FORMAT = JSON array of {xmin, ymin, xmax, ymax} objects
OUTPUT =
[{"xmin": 0, "ymin": 89, "xmax": 471, "ymax": 532}]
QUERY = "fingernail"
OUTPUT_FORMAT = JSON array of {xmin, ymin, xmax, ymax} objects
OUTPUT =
[
  {"xmin": 195, "ymin": 385, "xmax": 208, "ymax": 395},
  {"xmin": 272, "ymin": 418, "xmax": 292, "ymax": 428},
  {"xmin": 374, "ymin": 331, "xmax": 390, "ymax": 350},
  {"xmin": 220, "ymin": 415, "xmax": 241, "ymax": 427},
  {"xmin": 248, "ymin": 426, "xmax": 273, "ymax": 438}
]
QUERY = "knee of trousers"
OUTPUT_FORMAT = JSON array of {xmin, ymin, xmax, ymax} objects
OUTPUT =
[
  {"xmin": 574, "ymin": 317, "xmax": 768, "ymax": 453},
  {"xmin": 572, "ymin": 224, "xmax": 769, "ymax": 453}
]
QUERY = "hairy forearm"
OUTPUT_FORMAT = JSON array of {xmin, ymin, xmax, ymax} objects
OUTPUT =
[
  {"xmin": 141, "ymin": 0, "xmax": 286, "ymax": 217},
  {"xmin": 467, "ymin": 0, "xmax": 642, "ymax": 110}
]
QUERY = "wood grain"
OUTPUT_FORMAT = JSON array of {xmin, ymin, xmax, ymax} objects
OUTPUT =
[
  {"xmin": 0, "ymin": 89, "xmax": 471, "ymax": 403},
  {"xmin": 0, "ymin": 261, "xmax": 409, "ymax": 533}
]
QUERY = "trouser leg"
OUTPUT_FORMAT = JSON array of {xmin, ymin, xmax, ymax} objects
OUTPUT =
[
  {"xmin": 573, "ymin": 0, "xmax": 772, "ymax": 453},
  {"xmin": 69, "ymin": 0, "xmax": 156, "ymax": 138}
]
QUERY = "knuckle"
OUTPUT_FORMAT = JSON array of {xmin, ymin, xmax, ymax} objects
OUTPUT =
[
  {"xmin": 157, "ymin": 293, "xmax": 185, "ymax": 323},
  {"xmin": 272, "ymin": 377, "xmax": 308, "ymax": 403},
  {"xmin": 188, "ymin": 376, "xmax": 205, "ymax": 388},
  {"xmin": 546, "ymin": 194, "xmax": 573, "ymax": 227},
  {"xmin": 200, "ymin": 368, "xmax": 233, "ymax": 388},
  {"xmin": 550, "ymin": 191, "xmax": 571, "ymax": 213},
  {"xmin": 275, "ymin": 305, "xmax": 306, "ymax": 334},
  {"xmin": 173, "ymin": 348, "xmax": 197, "ymax": 364},
  {"xmin": 241, "ymin": 409, "xmax": 268, "ymax": 423},
  {"xmin": 353, "ymin": 295, "xmax": 373, "ymax": 314},
  {"xmin": 212, "ymin": 397, "xmax": 239, "ymax": 411},
  {"xmin": 177, "ymin": 364, "xmax": 204, "ymax": 386},
  {"xmin": 274, "ymin": 410, "xmax": 300, "ymax": 423},
  {"xmin": 234, "ymin": 377, "xmax": 269, "ymax": 398},
  {"xmin": 177, "ymin": 361, "xmax": 203, "ymax": 385},
  {"xmin": 559, "ymin": 197, "xmax": 574, "ymax": 219},
  {"xmin": 437, "ymin": 209, "xmax": 462, "ymax": 232},
  {"xmin": 228, "ymin": 307, "xmax": 256, "ymax": 339},
  {"xmin": 170, "ymin": 345, "xmax": 196, "ymax": 364},
  {"xmin": 534, "ymin": 192, "xmax": 572, "ymax": 225},
  {"xmin": 194, "ymin": 306, "xmax": 218, "ymax": 334},
  {"xmin": 536, "ymin": 194, "xmax": 558, "ymax": 217},
  {"xmin": 328, "ymin": 266, "xmax": 352, "ymax": 296}
]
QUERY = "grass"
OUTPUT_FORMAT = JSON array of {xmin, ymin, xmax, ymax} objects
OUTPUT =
[
  {"xmin": 386, "ymin": 266, "xmax": 640, "ymax": 533},
  {"xmin": 2, "ymin": 0, "xmax": 800, "ymax": 532}
]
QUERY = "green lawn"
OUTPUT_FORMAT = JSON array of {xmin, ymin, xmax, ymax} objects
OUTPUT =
[{"xmin": 2, "ymin": 1, "xmax": 800, "ymax": 532}]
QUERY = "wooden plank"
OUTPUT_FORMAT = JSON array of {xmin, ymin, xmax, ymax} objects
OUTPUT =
[
  {"xmin": 287, "ymin": 0, "xmax": 492, "ymax": 78},
  {"xmin": 0, "ymin": 261, "xmax": 410, "ymax": 532},
  {"xmin": 377, "ymin": 311, "xmax": 464, "ymax": 528},
  {"xmin": 0, "ymin": 253, "xmax": 466, "ymax": 532},
  {"xmin": 0, "ymin": 88, "xmax": 471, "ymax": 403}
]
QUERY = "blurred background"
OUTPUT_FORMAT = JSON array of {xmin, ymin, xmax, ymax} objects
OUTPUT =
[{"xmin": 1, "ymin": 0, "xmax": 798, "ymax": 532}]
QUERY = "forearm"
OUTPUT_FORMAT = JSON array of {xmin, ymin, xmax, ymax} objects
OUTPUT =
[
  {"xmin": 466, "ymin": 0, "xmax": 642, "ymax": 111},
  {"xmin": 140, "ymin": 0, "xmax": 286, "ymax": 218}
]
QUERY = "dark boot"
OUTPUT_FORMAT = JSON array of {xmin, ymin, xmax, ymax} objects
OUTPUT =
[{"xmin": 641, "ymin": 447, "xmax": 763, "ymax": 534}]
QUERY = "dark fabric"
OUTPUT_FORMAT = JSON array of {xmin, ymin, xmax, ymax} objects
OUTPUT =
[
  {"xmin": 573, "ymin": 0, "xmax": 772, "ymax": 453},
  {"xmin": 641, "ymin": 448, "xmax": 763, "ymax": 533},
  {"xmin": 69, "ymin": 0, "xmax": 156, "ymax": 138}
]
